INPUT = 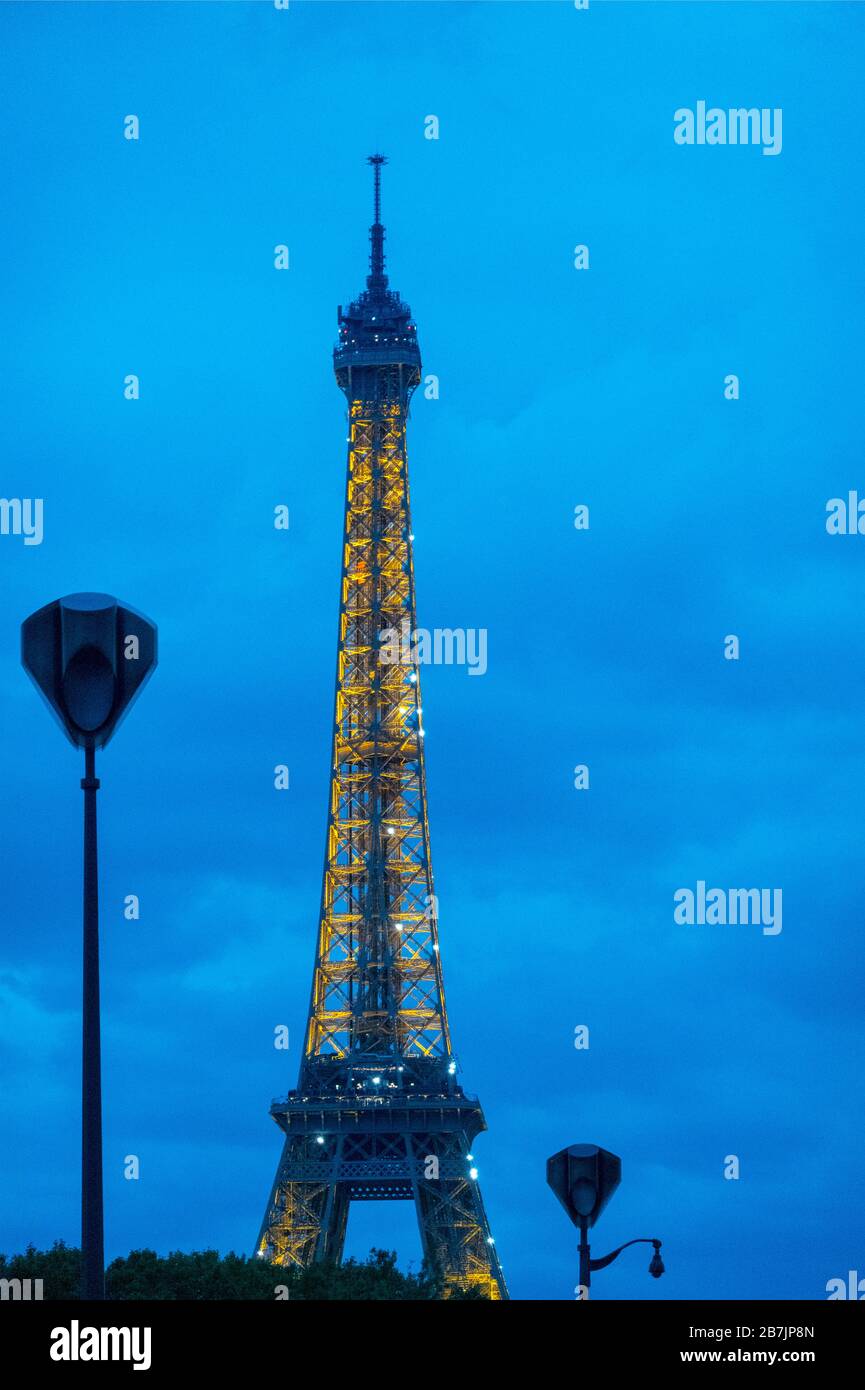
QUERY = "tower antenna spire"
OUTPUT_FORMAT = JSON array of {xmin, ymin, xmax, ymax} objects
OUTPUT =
[{"xmin": 367, "ymin": 153, "xmax": 388, "ymax": 288}]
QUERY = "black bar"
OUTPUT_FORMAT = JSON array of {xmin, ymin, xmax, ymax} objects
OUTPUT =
[{"xmin": 4, "ymin": 1297, "xmax": 858, "ymax": 1376}]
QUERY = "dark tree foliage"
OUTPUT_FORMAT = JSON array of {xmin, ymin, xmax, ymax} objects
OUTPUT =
[
  {"xmin": 0, "ymin": 1243, "xmax": 488, "ymax": 1300},
  {"xmin": 0, "ymin": 1242, "xmax": 82, "ymax": 1299}
]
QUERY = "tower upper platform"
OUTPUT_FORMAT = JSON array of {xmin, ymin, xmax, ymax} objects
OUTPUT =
[{"xmin": 333, "ymin": 155, "xmax": 421, "ymax": 384}]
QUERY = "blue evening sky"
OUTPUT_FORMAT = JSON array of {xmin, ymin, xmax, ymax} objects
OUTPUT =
[{"xmin": 1, "ymin": 0, "xmax": 864, "ymax": 1300}]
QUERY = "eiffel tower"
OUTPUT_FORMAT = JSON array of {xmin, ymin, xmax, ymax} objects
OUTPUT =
[{"xmin": 256, "ymin": 156, "xmax": 507, "ymax": 1300}]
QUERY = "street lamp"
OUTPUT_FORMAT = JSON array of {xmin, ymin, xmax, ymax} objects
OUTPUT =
[
  {"xmin": 546, "ymin": 1143, "xmax": 664, "ymax": 1298},
  {"xmin": 21, "ymin": 593, "xmax": 157, "ymax": 1300}
]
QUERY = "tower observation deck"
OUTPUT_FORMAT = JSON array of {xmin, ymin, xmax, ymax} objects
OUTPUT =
[{"xmin": 257, "ymin": 156, "xmax": 507, "ymax": 1300}]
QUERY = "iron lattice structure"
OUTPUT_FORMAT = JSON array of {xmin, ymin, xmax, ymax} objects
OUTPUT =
[{"xmin": 257, "ymin": 157, "xmax": 507, "ymax": 1300}]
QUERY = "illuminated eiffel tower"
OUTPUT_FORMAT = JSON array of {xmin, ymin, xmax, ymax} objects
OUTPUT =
[{"xmin": 257, "ymin": 156, "xmax": 507, "ymax": 1299}]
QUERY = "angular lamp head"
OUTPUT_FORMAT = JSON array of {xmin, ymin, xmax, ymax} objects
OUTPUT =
[
  {"xmin": 546, "ymin": 1143, "xmax": 622, "ymax": 1229},
  {"xmin": 22, "ymin": 593, "xmax": 157, "ymax": 750}
]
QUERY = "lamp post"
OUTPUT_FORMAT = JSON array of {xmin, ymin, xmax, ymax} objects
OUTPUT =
[
  {"xmin": 547, "ymin": 1143, "xmax": 664, "ymax": 1299},
  {"xmin": 22, "ymin": 593, "xmax": 157, "ymax": 1300}
]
